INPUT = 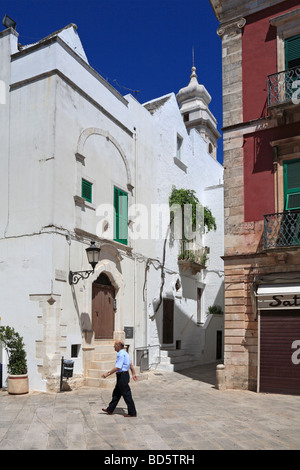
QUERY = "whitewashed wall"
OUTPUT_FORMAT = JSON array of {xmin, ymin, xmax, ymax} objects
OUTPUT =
[{"xmin": 0, "ymin": 25, "xmax": 224, "ymax": 390}]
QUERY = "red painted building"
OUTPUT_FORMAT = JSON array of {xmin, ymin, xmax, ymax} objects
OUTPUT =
[{"xmin": 211, "ymin": 0, "xmax": 300, "ymax": 394}]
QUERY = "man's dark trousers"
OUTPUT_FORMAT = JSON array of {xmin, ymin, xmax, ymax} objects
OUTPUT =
[{"xmin": 107, "ymin": 372, "xmax": 136, "ymax": 416}]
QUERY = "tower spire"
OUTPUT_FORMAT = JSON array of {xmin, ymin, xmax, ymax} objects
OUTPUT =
[{"xmin": 176, "ymin": 57, "xmax": 221, "ymax": 160}]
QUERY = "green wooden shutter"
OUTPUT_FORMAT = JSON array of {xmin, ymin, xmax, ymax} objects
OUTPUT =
[
  {"xmin": 114, "ymin": 187, "xmax": 128, "ymax": 245},
  {"xmin": 284, "ymin": 159, "xmax": 300, "ymax": 210},
  {"xmin": 285, "ymin": 34, "xmax": 300, "ymax": 69},
  {"xmin": 82, "ymin": 179, "xmax": 92, "ymax": 203}
]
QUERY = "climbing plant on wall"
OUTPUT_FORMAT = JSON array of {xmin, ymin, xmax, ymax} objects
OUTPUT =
[{"xmin": 169, "ymin": 186, "xmax": 216, "ymax": 233}]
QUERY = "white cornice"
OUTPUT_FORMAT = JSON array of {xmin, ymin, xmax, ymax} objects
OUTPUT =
[{"xmin": 270, "ymin": 8, "xmax": 300, "ymax": 27}]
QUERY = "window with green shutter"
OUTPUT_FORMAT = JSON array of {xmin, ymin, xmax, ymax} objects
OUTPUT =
[
  {"xmin": 285, "ymin": 34, "xmax": 300, "ymax": 70},
  {"xmin": 284, "ymin": 159, "xmax": 300, "ymax": 210},
  {"xmin": 82, "ymin": 179, "xmax": 92, "ymax": 203},
  {"xmin": 114, "ymin": 186, "xmax": 128, "ymax": 245}
]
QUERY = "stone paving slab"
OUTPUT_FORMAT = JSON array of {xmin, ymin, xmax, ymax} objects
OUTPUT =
[{"xmin": 0, "ymin": 363, "xmax": 300, "ymax": 450}]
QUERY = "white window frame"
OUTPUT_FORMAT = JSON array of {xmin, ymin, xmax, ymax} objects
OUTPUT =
[{"xmin": 270, "ymin": 8, "xmax": 300, "ymax": 72}]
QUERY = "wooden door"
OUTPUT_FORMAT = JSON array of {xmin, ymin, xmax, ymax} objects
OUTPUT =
[
  {"xmin": 92, "ymin": 283, "xmax": 115, "ymax": 339},
  {"xmin": 163, "ymin": 298, "xmax": 174, "ymax": 344}
]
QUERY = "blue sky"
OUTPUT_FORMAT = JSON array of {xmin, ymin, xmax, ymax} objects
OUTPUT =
[{"xmin": 1, "ymin": 0, "xmax": 223, "ymax": 163}]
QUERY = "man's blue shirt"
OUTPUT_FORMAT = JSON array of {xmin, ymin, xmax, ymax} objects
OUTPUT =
[{"xmin": 115, "ymin": 349, "xmax": 131, "ymax": 372}]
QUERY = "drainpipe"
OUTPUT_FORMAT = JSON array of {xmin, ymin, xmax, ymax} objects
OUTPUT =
[{"xmin": 133, "ymin": 127, "xmax": 138, "ymax": 361}]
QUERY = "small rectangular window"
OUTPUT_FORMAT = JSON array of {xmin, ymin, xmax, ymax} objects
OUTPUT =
[
  {"xmin": 82, "ymin": 179, "xmax": 92, "ymax": 203},
  {"xmin": 71, "ymin": 344, "xmax": 80, "ymax": 358},
  {"xmin": 284, "ymin": 159, "xmax": 300, "ymax": 210},
  {"xmin": 197, "ymin": 288, "xmax": 202, "ymax": 324},
  {"xmin": 114, "ymin": 186, "xmax": 128, "ymax": 245},
  {"xmin": 177, "ymin": 135, "xmax": 183, "ymax": 160},
  {"xmin": 286, "ymin": 192, "xmax": 300, "ymax": 210},
  {"xmin": 285, "ymin": 34, "xmax": 300, "ymax": 70}
]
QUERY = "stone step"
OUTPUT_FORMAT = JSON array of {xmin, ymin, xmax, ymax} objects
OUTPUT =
[
  {"xmin": 88, "ymin": 368, "xmax": 113, "ymax": 378},
  {"xmin": 85, "ymin": 337, "xmax": 145, "ymax": 387},
  {"xmin": 86, "ymin": 369, "xmax": 147, "ymax": 388},
  {"xmin": 85, "ymin": 339, "xmax": 115, "ymax": 387},
  {"xmin": 90, "ymin": 360, "xmax": 115, "ymax": 370},
  {"xmin": 156, "ymin": 362, "xmax": 176, "ymax": 372},
  {"xmin": 160, "ymin": 349, "xmax": 187, "ymax": 358},
  {"xmin": 94, "ymin": 352, "xmax": 116, "ymax": 361},
  {"xmin": 93, "ymin": 342, "xmax": 115, "ymax": 354},
  {"xmin": 160, "ymin": 356, "xmax": 194, "ymax": 367},
  {"xmin": 157, "ymin": 348, "xmax": 199, "ymax": 372},
  {"xmin": 160, "ymin": 348, "xmax": 195, "ymax": 363},
  {"xmin": 157, "ymin": 359, "xmax": 201, "ymax": 372},
  {"xmin": 159, "ymin": 353, "xmax": 195, "ymax": 365},
  {"xmin": 85, "ymin": 376, "xmax": 115, "ymax": 389},
  {"xmin": 89, "ymin": 364, "xmax": 143, "ymax": 375}
]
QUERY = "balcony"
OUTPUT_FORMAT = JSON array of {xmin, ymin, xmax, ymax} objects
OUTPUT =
[
  {"xmin": 178, "ymin": 248, "xmax": 208, "ymax": 275},
  {"xmin": 263, "ymin": 210, "xmax": 300, "ymax": 250},
  {"xmin": 267, "ymin": 66, "xmax": 300, "ymax": 107}
]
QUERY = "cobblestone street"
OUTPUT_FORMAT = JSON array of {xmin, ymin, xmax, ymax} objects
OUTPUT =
[{"xmin": 0, "ymin": 363, "xmax": 299, "ymax": 451}]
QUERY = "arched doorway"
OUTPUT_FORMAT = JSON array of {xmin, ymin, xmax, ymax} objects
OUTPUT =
[{"xmin": 92, "ymin": 273, "xmax": 115, "ymax": 339}]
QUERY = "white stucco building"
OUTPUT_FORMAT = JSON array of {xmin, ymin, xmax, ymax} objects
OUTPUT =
[{"xmin": 0, "ymin": 23, "xmax": 223, "ymax": 392}]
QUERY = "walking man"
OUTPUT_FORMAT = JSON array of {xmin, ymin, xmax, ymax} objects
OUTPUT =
[{"xmin": 102, "ymin": 340, "xmax": 137, "ymax": 417}]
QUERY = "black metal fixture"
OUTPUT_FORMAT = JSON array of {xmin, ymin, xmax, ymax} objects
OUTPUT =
[
  {"xmin": 2, "ymin": 15, "xmax": 17, "ymax": 30},
  {"xmin": 59, "ymin": 356, "xmax": 74, "ymax": 392},
  {"xmin": 69, "ymin": 241, "xmax": 101, "ymax": 285}
]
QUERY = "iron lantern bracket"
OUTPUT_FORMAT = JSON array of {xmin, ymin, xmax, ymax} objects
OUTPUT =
[
  {"xmin": 69, "ymin": 269, "xmax": 94, "ymax": 285},
  {"xmin": 69, "ymin": 241, "xmax": 100, "ymax": 285}
]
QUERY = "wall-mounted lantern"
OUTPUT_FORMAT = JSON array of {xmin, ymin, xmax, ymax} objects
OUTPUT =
[{"xmin": 69, "ymin": 241, "xmax": 101, "ymax": 285}]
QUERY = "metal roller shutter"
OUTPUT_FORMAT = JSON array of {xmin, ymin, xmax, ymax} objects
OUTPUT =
[{"xmin": 260, "ymin": 310, "xmax": 300, "ymax": 395}]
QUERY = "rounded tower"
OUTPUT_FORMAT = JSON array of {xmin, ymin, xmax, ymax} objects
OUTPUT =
[{"xmin": 176, "ymin": 66, "xmax": 220, "ymax": 159}]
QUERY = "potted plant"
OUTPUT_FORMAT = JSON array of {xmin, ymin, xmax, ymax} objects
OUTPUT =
[
  {"xmin": 169, "ymin": 187, "xmax": 216, "ymax": 274},
  {"xmin": 0, "ymin": 326, "xmax": 28, "ymax": 394},
  {"xmin": 178, "ymin": 248, "xmax": 209, "ymax": 274},
  {"xmin": 208, "ymin": 305, "xmax": 223, "ymax": 315}
]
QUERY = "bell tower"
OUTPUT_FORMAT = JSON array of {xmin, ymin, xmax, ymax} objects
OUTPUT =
[{"xmin": 176, "ymin": 65, "xmax": 220, "ymax": 159}]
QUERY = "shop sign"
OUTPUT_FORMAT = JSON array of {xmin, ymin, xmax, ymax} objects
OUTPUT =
[{"xmin": 258, "ymin": 294, "xmax": 300, "ymax": 310}]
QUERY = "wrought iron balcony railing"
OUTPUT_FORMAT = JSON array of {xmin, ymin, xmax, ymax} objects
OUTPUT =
[
  {"xmin": 263, "ymin": 210, "xmax": 300, "ymax": 249},
  {"xmin": 267, "ymin": 66, "xmax": 300, "ymax": 107}
]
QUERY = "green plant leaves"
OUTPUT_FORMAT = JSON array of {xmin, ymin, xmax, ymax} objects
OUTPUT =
[{"xmin": 0, "ymin": 326, "xmax": 28, "ymax": 375}]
